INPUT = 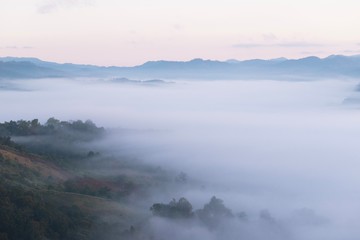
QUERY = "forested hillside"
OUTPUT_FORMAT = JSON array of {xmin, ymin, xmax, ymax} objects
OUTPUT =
[{"xmin": 0, "ymin": 119, "xmax": 170, "ymax": 240}]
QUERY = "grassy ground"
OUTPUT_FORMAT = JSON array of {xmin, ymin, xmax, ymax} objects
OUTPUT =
[{"xmin": 0, "ymin": 143, "xmax": 164, "ymax": 239}]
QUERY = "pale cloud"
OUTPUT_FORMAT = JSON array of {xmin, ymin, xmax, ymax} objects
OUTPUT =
[
  {"xmin": 300, "ymin": 51, "xmax": 327, "ymax": 55},
  {"xmin": 233, "ymin": 42, "xmax": 323, "ymax": 48},
  {"xmin": 262, "ymin": 33, "xmax": 278, "ymax": 42},
  {"xmin": 342, "ymin": 49, "xmax": 360, "ymax": 54},
  {"xmin": 232, "ymin": 43, "xmax": 265, "ymax": 48},
  {"xmin": 276, "ymin": 42, "xmax": 323, "ymax": 47},
  {"xmin": 173, "ymin": 24, "xmax": 182, "ymax": 31},
  {"xmin": 37, "ymin": 0, "xmax": 93, "ymax": 14},
  {"xmin": 0, "ymin": 46, "xmax": 34, "ymax": 50}
]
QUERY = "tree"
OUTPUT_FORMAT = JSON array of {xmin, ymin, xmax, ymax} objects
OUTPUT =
[
  {"xmin": 150, "ymin": 197, "xmax": 193, "ymax": 218},
  {"xmin": 196, "ymin": 196, "xmax": 233, "ymax": 229}
]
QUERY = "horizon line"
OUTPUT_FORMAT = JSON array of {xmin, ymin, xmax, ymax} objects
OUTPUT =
[{"xmin": 1, "ymin": 53, "xmax": 359, "ymax": 68}]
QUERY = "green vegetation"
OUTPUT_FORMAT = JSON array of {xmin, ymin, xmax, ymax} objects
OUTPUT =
[
  {"xmin": 196, "ymin": 196, "xmax": 234, "ymax": 229},
  {"xmin": 0, "ymin": 155, "xmax": 42, "ymax": 187},
  {"xmin": 0, "ymin": 183, "xmax": 91, "ymax": 240},
  {"xmin": 0, "ymin": 118, "xmax": 104, "ymax": 138},
  {"xmin": 151, "ymin": 196, "xmax": 235, "ymax": 229},
  {"xmin": 0, "ymin": 118, "xmax": 169, "ymax": 240},
  {"xmin": 0, "ymin": 118, "xmax": 105, "ymax": 165},
  {"xmin": 150, "ymin": 198, "xmax": 193, "ymax": 218}
]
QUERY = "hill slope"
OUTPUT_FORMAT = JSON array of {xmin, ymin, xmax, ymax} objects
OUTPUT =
[{"xmin": 0, "ymin": 118, "xmax": 170, "ymax": 240}]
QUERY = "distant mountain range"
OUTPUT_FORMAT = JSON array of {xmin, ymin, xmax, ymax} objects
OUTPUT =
[{"xmin": 1, "ymin": 55, "xmax": 360, "ymax": 80}]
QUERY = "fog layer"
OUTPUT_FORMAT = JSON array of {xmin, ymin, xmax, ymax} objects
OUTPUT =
[{"xmin": 1, "ymin": 78, "xmax": 360, "ymax": 239}]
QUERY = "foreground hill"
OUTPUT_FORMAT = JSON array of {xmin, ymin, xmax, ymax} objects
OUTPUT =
[{"xmin": 0, "ymin": 119, "xmax": 170, "ymax": 240}]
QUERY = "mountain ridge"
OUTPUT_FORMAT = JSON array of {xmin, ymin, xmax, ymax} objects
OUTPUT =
[{"xmin": 1, "ymin": 54, "xmax": 360, "ymax": 80}]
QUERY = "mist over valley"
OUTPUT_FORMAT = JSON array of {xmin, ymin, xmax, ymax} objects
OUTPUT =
[
  {"xmin": 1, "ymin": 75, "xmax": 360, "ymax": 239},
  {"xmin": 3, "ymin": 0, "xmax": 360, "ymax": 238}
]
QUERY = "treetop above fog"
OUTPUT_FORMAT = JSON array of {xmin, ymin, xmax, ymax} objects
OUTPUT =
[
  {"xmin": 151, "ymin": 196, "xmax": 235, "ymax": 229},
  {"xmin": 0, "ymin": 118, "xmax": 104, "ymax": 139}
]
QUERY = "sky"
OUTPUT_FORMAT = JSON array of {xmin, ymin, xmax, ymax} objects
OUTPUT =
[{"xmin": 1, "ymin": 0, "xmax": 360, "ymax": 66}]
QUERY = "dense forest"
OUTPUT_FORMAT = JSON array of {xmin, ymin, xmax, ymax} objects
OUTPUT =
[{"xmin": 0, "ymin": 118, "xmax": 104, "ymax": 161}]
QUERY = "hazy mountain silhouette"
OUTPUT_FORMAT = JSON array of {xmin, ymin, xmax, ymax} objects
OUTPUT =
[{"xmin": 1, "ymin": 55, "xmax": 360, "ymax": 80}]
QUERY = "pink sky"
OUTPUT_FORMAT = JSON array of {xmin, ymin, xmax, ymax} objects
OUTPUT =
[{"xmin": 1, "ymin": 0, "xmax": 360, "ymax": 66}]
